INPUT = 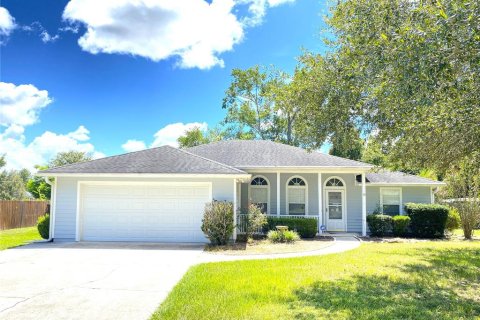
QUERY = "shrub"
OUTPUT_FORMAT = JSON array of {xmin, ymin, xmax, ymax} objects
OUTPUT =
[
  {"xmin": 446, "ymin": 207, "xmax": 461, "ymax": 232},
  {"xmin": 405, "ymin": 203, "xmax": 449, "ymax": 238},
  {"xmin": 37, "ymin": 214, "xmax": 50, "ymax": 240},
  {"xmin": 366, "ymin": 214, "xmax": 392, "ymax": 237},
  {"xmin": 392, "ymin": 215, "xmax": 410, "ymax": 237},
  {"xmin": 264, "ymin": 217, "xmax": 317, "ymax": 238},
  {"xmin": 201, "ymin": 201, "xmax": 234, "ymax": 245},
  {"xmin": 267, "ymin": 229, "xmax": 300, "ymax": 243},
  {"xmin": 242, "ymin": 204, "xmax": 267, "ymax": 240},
  {"xmin": 449, "ymin": 199, "xmax": 480, "ymax": 239}
]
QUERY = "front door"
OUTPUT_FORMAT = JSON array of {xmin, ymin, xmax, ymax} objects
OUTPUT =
[{"xmin": 326, "ymin": 190, "xmax": 345, "ymax": 231}]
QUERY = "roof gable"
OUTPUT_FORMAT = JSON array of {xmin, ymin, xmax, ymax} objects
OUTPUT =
[{"xmin": 39, "ymin": 146, "xmax": 246, "ymax": 175}]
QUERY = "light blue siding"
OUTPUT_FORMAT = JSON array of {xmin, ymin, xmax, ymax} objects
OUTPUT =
[
  {"xmin": 53, "ymin": 176, "xmax": 235, "ymax": 240},
  {"xmin": 242, "ymin": 173, "xmax": 433, "ymax": 233},
  {"xmin": 366, "ymin": 186, "xmax": 432, "ymax": 215},
  {"xmin": 53, "ymin": 173, "xmax": 435, "ymax": 239}
]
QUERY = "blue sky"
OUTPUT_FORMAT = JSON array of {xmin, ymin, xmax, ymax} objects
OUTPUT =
[{"xmin": 0, "ymin": 0, "xmax": 330, "ymax": 170}]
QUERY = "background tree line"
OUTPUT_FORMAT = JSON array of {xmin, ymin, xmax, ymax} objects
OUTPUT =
[{"xmin": 0, "ymin": 151, "xmax": 91, "ymax": 201}]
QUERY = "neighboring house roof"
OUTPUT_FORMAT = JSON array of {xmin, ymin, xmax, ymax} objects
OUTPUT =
[
  {"xmin": 38, "ymin": 145, "xmax": 247, "ymax": 175},
  {"xmin": 188, "ymin": 140, "xmax": 373, "ymax": 168},
  {"xmin": 357, "ymin": 170, "xmax": 445, "ymax": 185}
]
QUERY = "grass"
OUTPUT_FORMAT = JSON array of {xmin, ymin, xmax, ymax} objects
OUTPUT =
[
  {"xmin": 153, "ymin": 241, "xmax": 480, "ymax": 320},
  {"xmin": 205, "ymin": 239, "xmax": 334, "ymax": 255},
  {"xmin": 0, "ymin": 227, "xmax": 42, "ymax": 250},
  {"xmin": 452, "ymin": 228, "xmax": 480, "ymax": 238}
]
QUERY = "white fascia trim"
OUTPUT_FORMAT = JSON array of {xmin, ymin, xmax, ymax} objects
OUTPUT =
[
  {"xmin": 242, "ymin": 167, "xmax": 372, "ymax": 173},
  {"xmin": 366, "ymin": 182, "xmax": 446, "ymax": 187},
  {"xmin": 36, "ymin": 173, "xmax": 251, "ymax": 179}
]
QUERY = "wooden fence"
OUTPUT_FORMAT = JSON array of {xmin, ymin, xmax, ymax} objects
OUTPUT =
[{"xmin": 0, "ymin": 200, "xmax": 49, "ymax": 230}]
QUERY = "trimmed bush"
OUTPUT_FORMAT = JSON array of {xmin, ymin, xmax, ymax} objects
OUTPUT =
[
  {"xmin": 201, "ymin": 201, "xmax": 234, "ymax": 245},
  {"xmin": 405, "ymin": 203, "xmax": 449, "ymax": 238},
  {"xmin": 264, "ymin": 217, "xmax": 317, "ymax": 238},
  {"xmin": 267, "ymin": 229, "xmax": 300, "ymax": 243},
  {"xmin": 367, "ymin": 214, "xmax": 392, "ymax": 237},
  {"xmin": 37, "ymin": 214, "xmax": 50, "ymax": 240},
  {"xmin": 446, "ymin": 207, "xmax": 461, "ymax": 232},
  {"xmin": 392, "ymin": 215, "xmax": 410, "ymax": 237}
]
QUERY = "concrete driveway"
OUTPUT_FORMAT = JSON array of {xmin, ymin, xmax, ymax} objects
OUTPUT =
[{"xmin": 0, "ymin": 241, "xmax": 204, "ymax": 320}]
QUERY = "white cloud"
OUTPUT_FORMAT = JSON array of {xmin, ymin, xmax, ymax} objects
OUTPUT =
[
  {"xmin": 66, "ymin": 125, "xmax": 90, "ymax": 141},
  {"xmin": 40, "ymin": 30, "xmax": 59, "ymax": 43},
  {"xmin": 151, "ymin": 122, "xmax": 208, "ymax": 147},
  {"xmin": 0, "ymin": 7, "xmax": 15, "ymax": 37},
  {"xmin": 0, "ymin": 82, "xmax": 52, "ymax": 129},
  {"xmin": 122, "ymin": 139, "xmax": 147, "ymax": 153},
  {"xmin": 267, "ymin": 0, "xmax": 295, "ymax": 7},
  {"xmin": 122, "ymin": 122, "xmax": 208, "ymax": 151},
  {"xmin": 0, "ymin": 126, "xmax": 105, "ymax": 171},
  {"xmin": 0, "ymin": 82, "xmax": 104, "ymax": 170},
  {"xmin": 22, "ymin": 22, "xmax": 60, "ymax": 43},
  {"xmin": 62, "ymin": 0, "xmax": 295, "ymax": 69}
]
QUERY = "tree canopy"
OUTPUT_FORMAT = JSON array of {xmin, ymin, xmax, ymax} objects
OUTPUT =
[
  {"xmin": 0, "ymin": 155, "xmax": 29, "ymax": 200},
  {"xmin": 49, "ymin": 151, "xmax": 92, "ymax": 168},
  {"xmin": 177, "ymin": 126, "xmax": 211, "ymax": 148},
  {"xmin": 320, "ymin": 0, "xmax": 480, "ymax": 172}
]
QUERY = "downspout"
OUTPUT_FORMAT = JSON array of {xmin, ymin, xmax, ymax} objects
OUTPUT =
[{"xmin": 43, "ymin": 177, "xmax": 56, "ymax": 242}]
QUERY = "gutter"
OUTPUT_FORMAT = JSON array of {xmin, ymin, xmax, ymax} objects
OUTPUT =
[{"xmin": 43, "ymin": 177, "xmax": 56, "ymax": 242}]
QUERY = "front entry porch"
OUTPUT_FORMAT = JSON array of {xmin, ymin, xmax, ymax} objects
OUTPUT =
[{"xmin": 235, "ymin": 171, "xmax": 368, "ymax": 236}]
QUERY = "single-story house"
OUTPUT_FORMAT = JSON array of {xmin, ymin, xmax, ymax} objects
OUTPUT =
[{"xmin": 38, "ymin": 140, "xmax": 444, "ymax": 243}]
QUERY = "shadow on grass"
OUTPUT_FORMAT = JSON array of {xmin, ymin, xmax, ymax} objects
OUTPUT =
[{"xmin": 290, "ymin": 248, "xmax": 480, "ymax": 320}]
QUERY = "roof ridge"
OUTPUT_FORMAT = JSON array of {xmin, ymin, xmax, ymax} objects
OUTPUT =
[
  {"xmin": 39, "ymin": 145, "xmax": 170, "ymax": 173},
  {"xmin": 174, "ymin": 146, "xmax": 247, "ymax": 174}
]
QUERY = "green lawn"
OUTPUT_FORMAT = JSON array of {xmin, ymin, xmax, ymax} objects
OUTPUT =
[
  {"xmin": 0, "ymin": 227, "xmax": 42, "ymax": 250},
  {"xmin": 453, "ymin": 228, "xmax": 480, "ymax": 237},
  {"xmin": 153, "ymin": 241, "xmax": 480, "ymax": 320}
]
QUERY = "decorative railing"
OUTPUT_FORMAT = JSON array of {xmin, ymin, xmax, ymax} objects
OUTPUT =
[{"xmin": 236, "ymin": 214, "xmax": 319, "ymax": 234}]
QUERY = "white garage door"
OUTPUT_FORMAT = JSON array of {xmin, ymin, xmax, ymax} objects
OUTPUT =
[{"xmin": 80, "ymin": 183, "xmax": 211, "ymax": 242}]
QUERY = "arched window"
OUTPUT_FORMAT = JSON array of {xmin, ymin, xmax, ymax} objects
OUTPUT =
[
  {"xmin": 326, "ymin": 178, "xmax": 344, "ymax": 187},
  {"xmin": 250, "ymin": 176, "xmax": 269, "ymax": 214},
  {"xmin": 287, "ymin": 176, "xmax": 307, "ymax": 215}
]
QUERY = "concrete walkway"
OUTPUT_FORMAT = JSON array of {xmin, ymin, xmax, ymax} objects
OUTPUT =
[
  {"xmin": 199, "ymin": 236, "xmax": 361, "ymax": 262},
  {"xmin": 0, "ymin": 236, "xmax": 360, "ymax": 320}
]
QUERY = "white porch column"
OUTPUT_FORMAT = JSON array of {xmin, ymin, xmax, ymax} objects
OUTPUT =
[
  {"xmin": 44, "ymin": 177, "xmax": 56, "ymax": 241},
  {"xmin": 276, "ymin": 172, "xmax": 280, "ymax": 216},
  {"xmin": 233, "ymin": 179, "xmax": 237, "ymax": 241},
  {"xmin": 430, "ymin": 187, "xmax": 435, "ymax": 204},
  {"xmin": 318, "ymin": 173, "xmax": 322, "ymax": 234},
  {"xmin": 361, "ymin": 173, "xmax": 367, "ymax": 236}
]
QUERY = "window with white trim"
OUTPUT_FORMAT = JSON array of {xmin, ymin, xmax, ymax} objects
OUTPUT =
[
  {"xmin": 250, "ymin": 177, "xmax": 269, "ymax": 214},
  {"xmin": 287, "ymin": 177, "xmax": 306, "ymax": 215},
  {"xmin": 380, "ymin": 188, "xmax": 402, "ymax": 216}
]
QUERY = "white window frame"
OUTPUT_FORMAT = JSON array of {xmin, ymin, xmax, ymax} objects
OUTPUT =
[
  {"xmin": 380, "ymin": 187, "xmax": 403, "ymax": 215},
  {"xmin": 286, "ymin": 175, "xmax": 308, "ymax": 215},
  {"xmin": 249, "ymin": 175, "xmax": 270, "ymax": 215}
]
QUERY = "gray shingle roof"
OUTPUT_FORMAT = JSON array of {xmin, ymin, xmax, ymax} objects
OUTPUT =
[
  {"xmin": 365, "ymin": 170, "xmax": 445, "ymax": 185},
  {"xmin": 38, "ymin": 140, "xmax": 443, "ymax": 185},
  {"xmin": 188, "ymin": 140, "xmax": 373, "ymax": 168},
  {"xmin": 39, "ymin": 146, "xmax": 247, "ymax": 175}
]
